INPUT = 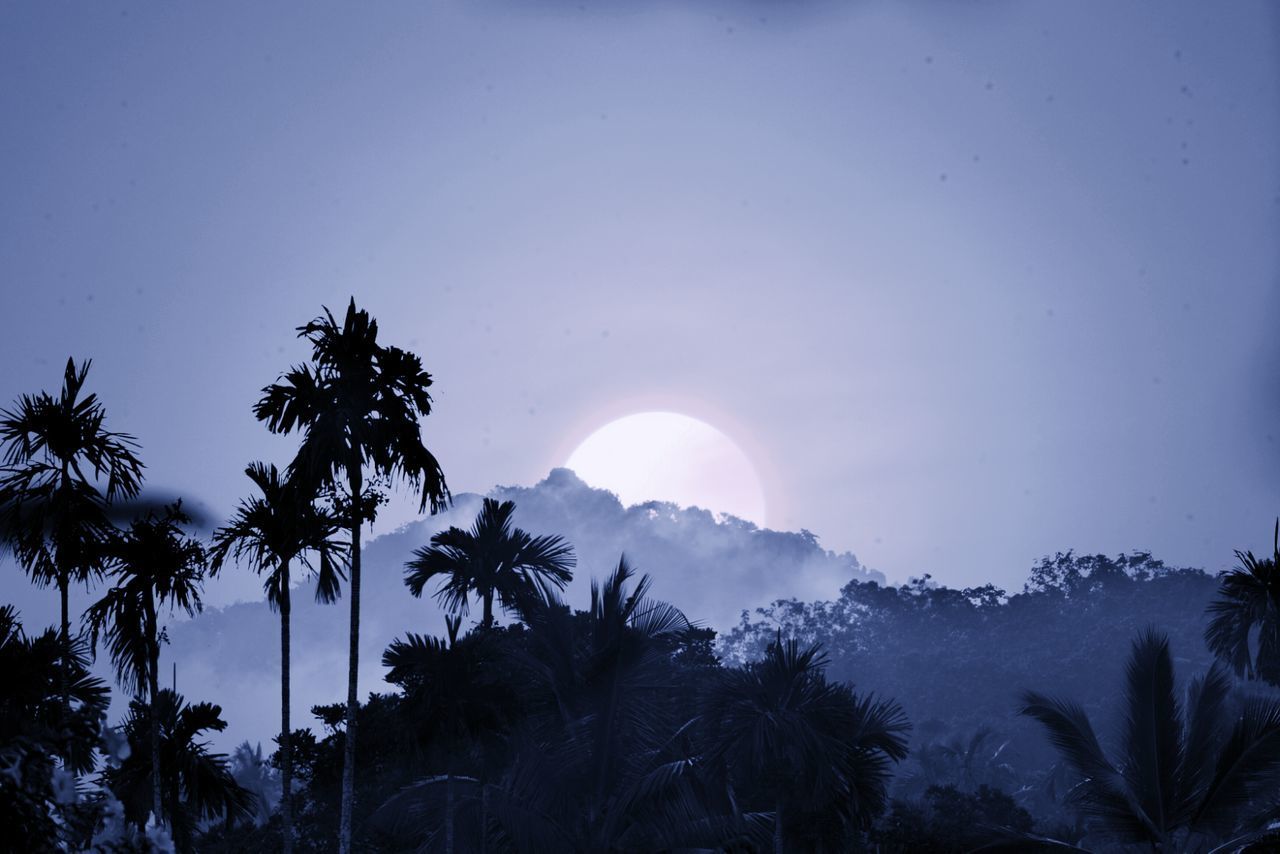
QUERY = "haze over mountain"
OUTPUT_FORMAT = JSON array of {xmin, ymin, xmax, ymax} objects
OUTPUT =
[{"xmin": 139, "ymin": 468, "xmax": 881, "ymax": 750}]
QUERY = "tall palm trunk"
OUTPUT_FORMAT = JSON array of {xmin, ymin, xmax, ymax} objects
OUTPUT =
[
  {"xmin": 58, "ymin": 570, "xmax": 70, "ymax": 716},
  {"xmin": 773, "ymin": 799, "xmax": 784, "ymax": 854},
  {"xmin": 338, "ymin": 464, "xmax": 362, "ymax": 854},
  {"xmin": 280, "ymin": 567, "xmax": 294, "ymax": 854},
  {"xmin": 145, "ymin": 589, "xmax": 163, "ymax": 826},
  {"xmin": 482, "ymin": 590, "xmax": 493, "ymax": 629},
  {"xmin": 57, "ymin": 463, "xmax": 72, "ymax": 720}
]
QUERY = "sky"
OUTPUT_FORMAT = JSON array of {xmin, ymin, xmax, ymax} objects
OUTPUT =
[{"xmin": 1, "ymin": 1, "xmax": 1278, "ymax": 623}]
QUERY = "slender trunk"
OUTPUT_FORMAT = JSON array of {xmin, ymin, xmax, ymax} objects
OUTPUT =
[
  {"xmin": 58, "ymin": 572, "xmax": 70, "ymax": 719},
  {"xmin": 444, "ymin": 771, "xmax": 455, "ymax": 854},
  {"xmin": 56, "ymin": 462, "xmax": 72, "ymax": 724},
  {"xmin": 479, "ymin": 780, "xmax": 488, "ymax": 854},
  {"xmin": 280, "ymin": 567, "xmax": 294, "ymax": 854},
  {"xmin": 146, "ymin": 591, "xmax": 163, "ymax": 827},
  {"xmin": 482, "ymin": 590, "xmax": 493, "ymax": 629},
  {"xmin": 774, "ymin": 798, "xmax": 784, "ymax": 854},
  {"xmin": 338, "ymin": 466, "xmax": 363, "ymax": 854}
]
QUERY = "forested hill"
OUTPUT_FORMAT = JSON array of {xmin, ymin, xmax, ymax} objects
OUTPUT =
[
  {"xmin": 160, "ymin": 468, "xmax": 881, "ymax": 751},
  {"xmin": 720, "ymin": 551, "xmax": 1225, "ymax": 822},
  {"xmin": 489, "ymin": 468, "xmax": 883, "ymax": 621}
]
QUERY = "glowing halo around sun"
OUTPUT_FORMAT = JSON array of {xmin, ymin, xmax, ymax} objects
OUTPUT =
[{"xmin": 564, "ymin": 411, "xmax": 768, "ymax": 526}]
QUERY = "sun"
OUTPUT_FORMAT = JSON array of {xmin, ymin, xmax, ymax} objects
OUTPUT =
[{"xmin": 564, "ymin": 411, "xmax": 767, "ymax": 526}]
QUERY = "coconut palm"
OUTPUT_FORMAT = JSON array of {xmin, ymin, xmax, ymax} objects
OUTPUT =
[
  {"xmin": 254, "ymin": 298, "xmax": 449, "ymax": 854},
  {"xmin": 105, "ymin": 689, "xmax": 254, "ymax": 853},
  {"xmin": 0, "ymin": 358, "xmax": 143, "ymax": 715},
  {"xmin": 1021, "ymin": 629, "xmax": 1280, "ymax": 851},
  {"xmin": 210, "ymin": 462, "xmax": 347, "ymax": 854},
  {"xmin": 85, "ymin": 503, "xmax": 208, "ymax": 830},
  {"xmin": 1205, "ymin": 519, "xmax": 1280, "ymax": 686},
  {"xmin": 405, "ymin": 498, "xmax": 574, "ymax": 629},
  {"xmin": 703, "ymin": 635, "xmax": 911, "ymax": 853}
]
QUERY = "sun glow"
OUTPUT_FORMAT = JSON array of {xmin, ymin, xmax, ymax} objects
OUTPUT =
[{"xmin": 564, "ymin": 411, "xmax": 767, "ymax": 526}]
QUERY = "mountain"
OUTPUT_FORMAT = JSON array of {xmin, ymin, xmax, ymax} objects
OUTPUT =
[{"xmin": 156, "ymin": 468, "xmax": 881, "ymax": 750}]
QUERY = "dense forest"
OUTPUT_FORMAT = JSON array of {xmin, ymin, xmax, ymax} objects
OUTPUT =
[{"xmin": 4, "ymin": 300, "xmax": 1280, "ymax": 853}]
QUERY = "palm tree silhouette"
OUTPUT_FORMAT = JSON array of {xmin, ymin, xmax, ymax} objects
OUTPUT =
[
  {"xmin": 488, "ymin": 557, "xmax": 763, "ymax": 851},
  {"xmin": 0, "ymin": 358, "xmax": 143, "ymax": 716},
  {"xmin": 381, "ymin": 618, "xmax": 517, "ymax": 853},
  {"xmin": 227, "ymin": 741, "xmax": 279, "ymax": 829},
  {"xmin": 210, "ymin": 462, "xmax": 347, "ymax": 854},
  {"xmin": 0, "ymin": 604, "xmax": 110, "ymax": 778},
  {"xmin": 405, "ymin": 497, "xmax": 574, "ymax": 629},
  {"xmin": 1021, "ymin": 628, "xmax": 1280, "ymax": 851},
  {"xmin": 254, "ymin": 298, "xmax": 449, "ymax": 854},
  {"xmin": 1205, "ymin": 519, "xmax": 1280, "ymax": 686},
  {"xmin": 703, "ymin": 635, "xmax": 911, "ymax": 853},
  {"xmin": 105, "ymin": 689, "xmax": 253, "ymax": 853},
  {"xmin": 85, "ymin": 503, "xmax": 208, "ymax": 830}
]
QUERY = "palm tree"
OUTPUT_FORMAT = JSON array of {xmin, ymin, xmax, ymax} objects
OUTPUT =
[
  {"xmin": 0, "ymin": 604, "xmax": 111, "ymax": 850},
  {"xmin": 1021, "ymin": 628, "xmax": 1280, "ymax": 851},
  {"xmin": 703, "ymin": 635, "xmax": 911, "ymax": 853},
  {"xmin": 488, "ymin": 557, "xmax": 764, "ymax": 852},
  {"xmin": 210, "ymin": 462, "xmax": 347, "ymax": 854},
  {"xmin": 254, "ymin": 298, "xmax": 450, "ymax": 854},
  {"xmin": 227, "ymin": 741, "xmax": 280, "ymax": 829},
  {"xmin": 0, "ymin": 604, "xmax": 110, "ymax": 777},
  {"xmin": 1205, "ymin": 519, "xmax": 1280, "ymax": 686},
  {"xmin": 105, "ymin": 689, "xmax": 254, "ymax": 852},
  {"xmin": 405, "ymin": 497, "xmax": 574, "ymax": 629},
  {"xmin": 85, "ymin": 503, "xmax": 208, "ymax": 830},
  {"xmin": 0, "ymin": 358, "xmax": 144, "ymax": 715},
  {"xmin": 379, "ymin": 618, "xmax": 517, "ymax": 853}
]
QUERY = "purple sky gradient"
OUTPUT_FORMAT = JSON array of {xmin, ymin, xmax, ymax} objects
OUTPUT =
[{"xmin": 2, "ymin": 1, "xmax": 1278, "ymax": 620}]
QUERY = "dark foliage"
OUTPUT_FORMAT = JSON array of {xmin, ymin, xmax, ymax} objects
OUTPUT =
[
  {"xmin": 0, "ymin": 606, "xmax": 111, "ymax": 851},
  {"xmin": 1020, "ymin": 629, "xmax": 1280, "ymax": 851},
  {"xmin": 1205, "ymin": 519, "xmax": 1280, "ymax": 686},
  {"xmin": 872, "ymin": 784, "xmax": 1036, "ymax": 852},
  {"xmin": 722, "ymin": 550, "xmax": 1222, "ymax": 821},
  {"xmin": 104, "ymin": 690, "xmax": 255, "ymax": 852},
  {"xmin": 704, "ymin": 635, "xmax": 910, "ymax": 851}
]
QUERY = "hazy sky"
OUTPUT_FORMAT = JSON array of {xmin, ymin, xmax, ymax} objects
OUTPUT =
[{"xmin": 2, "ymin": 1, "xmax": 1278, "ymax": 614}]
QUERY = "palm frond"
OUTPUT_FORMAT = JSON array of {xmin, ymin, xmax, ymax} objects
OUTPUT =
[{"xmin": 1120, "ymin": 629, "xmax": 1182, "ymax": 833}]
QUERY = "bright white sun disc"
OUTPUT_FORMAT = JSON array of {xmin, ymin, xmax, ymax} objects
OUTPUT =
[{"xmin": 565, "ymin": 412, "xmax": 767, "ymax": 526}]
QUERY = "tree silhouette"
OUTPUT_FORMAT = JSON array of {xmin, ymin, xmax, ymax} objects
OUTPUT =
[
  {"xmin": 703, "ymin": 634, "xmax": 911, "ymax": 853},
  {"xmin": 85, "ymin": 503, "xmax": 208, "ymax": 830},
  {"xmin": 1021, "ymin": 628, "xmax": 1280, "ymax": 851},
  {"xmin": 0, "ymin": 358, "xmax": 143, "ymax": 718},
  {"xmin": 255, "ymin": 298, "xmax": 449, "ymax": 854},
  {"xmin": 105, "ymin": 689, "xmax": 254, "ymax": 853},
  {"xmin": 0, "ymin": 604, "xmax": 109, "ymax": 774},
  {"xmin": 487, "ymin": 557, "xmax": 763, "ymax": 851},
  {"xmin": 210, "ymin": 462, "xmax": 347, "ymax": 854},
  {"xmin": 227, "ymin": 741, "xmax": 279, "ymax": 829},
  {"xmin": 1205, "ymin": 520, "xmax": 1280, "ymax": 686},
  {"xmin": 379, "ymin": 618, "xmax": 517, "ymax": 853},
  {"xmin": 405, "ymin": 497, "xmax": 574, "ymax": 629},
  {"xmin": 0, "ymin": 604, "xmax": 111, "ymax": 850}
]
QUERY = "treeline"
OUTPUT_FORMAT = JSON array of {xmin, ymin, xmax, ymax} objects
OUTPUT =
[{"xmin": 4, "ymin": 298, "xmax": 1280, "ymax": 852}]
